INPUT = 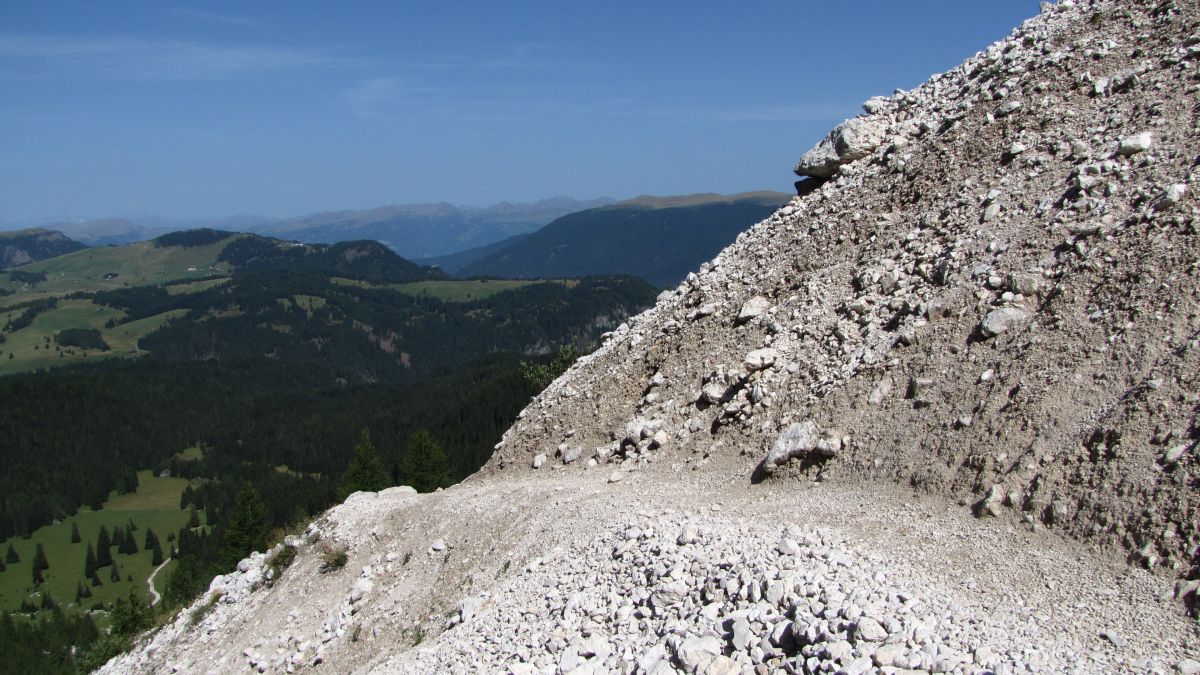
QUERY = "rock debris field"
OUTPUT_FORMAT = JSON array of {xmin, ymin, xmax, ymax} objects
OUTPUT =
[{"xmin": 102, "ymin": 0, "xmax": 1200, "ymax": 673}]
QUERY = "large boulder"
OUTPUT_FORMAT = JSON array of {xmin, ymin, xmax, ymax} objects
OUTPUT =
[{"xmin": 794, "ymin": 117, "xmax": 888, "ymax": 178}]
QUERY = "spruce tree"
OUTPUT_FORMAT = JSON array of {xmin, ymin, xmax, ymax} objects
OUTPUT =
[
  {"xmin": 151, "ymin": 540, "xmax": 164, "ymax": 566},
  {"xmin": 31, "ymin": 543, "xmax": 49, "ymax": 585},
  {"xmin": 5, "ymin": 543, "xmax": 18, "ymax": 564},
  {"xmin": 400, "ymin": 428, "xmax": 454, "ymax": 493},
  {"xmin": 144, "ymin": 527, "xmax": 157, "ymax": 550},
  {"xmin": 84, "ymin": 543, "xmax": 97, "ymax": 578},
  {"xmin": 109, "ymin": 562, "xmax": 120, "ymax": 583},
  {"xmin": 0, "ymin": 556, "xmax": 5, "ymax": 572},
  {"xmin": 338, "ymin": 429, "xmax": 391, "ymax": 500},
  {"xmin": 90, "ymin": 572, "xmax": 102, "ymax": 587},
  {"xmin": 218, "ymin": 485, "xmax": 269, "ymax": 570},
  {"xmin": 187, "ymin": 508, "xmax": 200, "ymax": 529},
  {"xmin": 70, "ymin": 522, "xmax": 81, "ymax": 544},
  {"xmin": 96, "ymin": 526, "xmax": 112, "ymax": 567},
  {"xmin": 112, "ymin": 526, "xmax": 126, "ymax": 549},
  {"xmin": 120, "ymin": 531, "xmax": 138, "ymax": 555}
]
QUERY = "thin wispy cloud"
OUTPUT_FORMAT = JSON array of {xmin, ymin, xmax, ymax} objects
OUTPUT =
[
  {"xmin": 0, "ymin": 34, "xmax": 338, "ymax": 79},
  {"xmin": 343, "ymin": 77, "xmax": 451, "ymax": 119},
  {"xmin": 159, "ymin": 7, "xmax": 263, "ymax": 29}
]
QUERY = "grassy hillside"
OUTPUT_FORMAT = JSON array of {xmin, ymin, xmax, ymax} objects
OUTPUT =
[
  {"xmin": 0, "ymin": 298, "xmax": 185, "ymax": 376},
  {"xmin": 2, "ymin": 238, "xmax": 238, "ymax": 302},
  {"xmin": 0, "ymin": 470, "xmax": 203, "ymax": 615}
]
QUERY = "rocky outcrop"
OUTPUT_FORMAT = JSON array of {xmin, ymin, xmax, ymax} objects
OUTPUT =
[{"xmin": 100, "ymin": 1, "xmax": 1200, "ymax": 672}]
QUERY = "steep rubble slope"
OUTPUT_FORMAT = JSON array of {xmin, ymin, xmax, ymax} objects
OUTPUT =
[
  {"xmin": 487, "ymin": 0, "xmax": 1200, "ymax": 585},
  {"xmin": 100, "ymin": 1, "xmax": 1200, "ymax": 673}
]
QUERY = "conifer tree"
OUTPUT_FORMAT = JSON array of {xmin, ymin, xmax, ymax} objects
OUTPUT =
[
  {"xmin": 40, "ymin": 592, "xmax": 55, "ymax": 610},
  {"xmin": 127, "ymin": 517, "xmax": 137, "ymax": 532},
  {"xmin": 218, "ymin": 484, "xmax": 269, "ymax": 570},
  {"xmin": 0, "ymin": 557, "xmax": 5, "ymax": 573},
  {"xmin": 84, "ymin": 543, "xmax": 97, "ymax": 578},
  {"xmin": 120, "ymin": 531, "xmax": 138, "ymax": 555},
  {"xmin": 151, "ymin": 539, "xmax": 164, "ymax": 566},
  {"xmin": 96, "ymin": 526, "xmax": 113, "ymax": 567},
  {"xmin": 112, "ymin": 526, "xmax": 126, "ymax": 549},
  {"xmin": 5, "ymin": 543, "xmax": 18, "ymax": 564},
  {"xmin": 31, "ymin": 543, "xmax": 49, "ymax": 585},
  {"xmin": 90, "ymin": 572, "xmax": 102, "ymax": 587},
  {"xmin": 109, "ymin": 562, "xmax": 120, "ymax": 583},
  {"xmin": 187, "ymin": 507, "xmax": 200, "ymax": 529},
  {"xmin": 338, "ymin": 428, "xmax": 391, "ymax": 500},
  {"xmin": 400, "ymin": 428, "xmax": 454, "ymax": 493},
  {"xmin": 70, "ymin": 522, "xmax": 81, "ymax": 544}
]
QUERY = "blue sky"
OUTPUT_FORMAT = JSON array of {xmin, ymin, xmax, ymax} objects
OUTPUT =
[{"xmin": 0, "ymin": 2, "xmax": 1039, "ymax": 222}]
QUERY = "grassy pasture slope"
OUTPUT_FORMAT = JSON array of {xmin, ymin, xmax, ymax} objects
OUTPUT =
[
  {"xmin": 0, "ymin": 471, "xmax": 202, "ymax": 613},
  {"xmin": 1, "ymin": 237, "xmax": 237, "ymax": 301},
  {"xmin": 0, "ymin": 298, "xmax": 186, "ymax": 376}
]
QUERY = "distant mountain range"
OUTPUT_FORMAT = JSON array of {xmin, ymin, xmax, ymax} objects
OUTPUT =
[
  {"xmin": 457, "ymin": 191, "xmax": 790, "ymax": 286},
  {"xmin": 4, "ymin": 191, "xmax": 792, "ymax": 288},
  {"xmin": 0, "ymin": 228, "xmax": 86, "ymax": 268},
  {"xmin": 33, "ymin": 197, "xmax": 614, "ymax": 255}
]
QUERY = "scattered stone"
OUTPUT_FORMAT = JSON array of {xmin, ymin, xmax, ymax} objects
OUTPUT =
[
  {"xmin": 532, "ymin": 453, "xmax": 546, "ymax": 469},
  {"xmin": 980, "ymin": 307, "xmax": 1026, "ymax": 337},
  {"xmin": 743, "ymin": 348, "xmax": 779, "ymax": 371},
  {"xmin": 1118, "ymin": 132, "xmax": 1153, "ymax": 155},
  {"xmin": 761, "ymin": 421, "xmax": 820, "ymax": 474},
  {"xmin": 736, "ymin": 296, "xmax": 772, "ymax": 325}
]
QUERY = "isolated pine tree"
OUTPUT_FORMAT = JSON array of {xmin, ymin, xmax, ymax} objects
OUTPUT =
[
  {"xmin": 127, "ymin": 518, "xmax": 137, "ymax": 532},
  {"xmin": 5, "ymin": 543, "xmax": 18, "ymax": 564},
  {"xmin": 90, "ymin": 572, "xmax": 102, "ymax": 587},
  {"xmin": 121, "ymin": 532, "xmax": 139, "ymax": 555},
  {"xmin": 109, "ymin": 562, "xmax": 120, "ymax": 583},
  {"xmin": 144, "ymin": 527, "xmax": 157, "ymax": 550},
  {"xmin": 151, "ymin": 540, "xmax": 164, "ymax": 566},
  {"xmin": 31, "ymin": 543, "xmax": 49, "ymax": 585},
  {"xmin": 0, "ymin": 557, "xmax": 6, "ymax": 572},
  {"xmin": 401, "ymin": 428, "xmax": 453, "ymax": 493},
  {"xmin": 112, "ymin": 526, "xmax": 126, "ymax": 549},
  {"xmin": 70, "ymin": 522, "xmax": 81, "ymax": 544},
  {"xmin": 84, "ymin": 543, "xmax": 97, "ymax": 578},
  {"xmin": 96, "ymin": 526, "xmax": 113, "ymax": 567},
  {"xmin": 187, "ymin": 508, "xmax": 201, "ymax": 529},
  {"xmin": 40, "ymin": 592, "xmax": 55, "ymax": 610},
  {"xmin": 338, "ymin": 428, "xmax": 391, "ymax": 500}
]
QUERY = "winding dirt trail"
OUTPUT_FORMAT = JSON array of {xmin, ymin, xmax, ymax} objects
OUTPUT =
[{"xmin": 146, "ymin": 559, "xmax": 169, "ymax": 606}]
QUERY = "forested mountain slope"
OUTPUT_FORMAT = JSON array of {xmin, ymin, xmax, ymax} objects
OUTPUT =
[
  {"xmin": 458, "ymin": 192, "xmax": 789, "ymax": 286},
  {"xmin": 0, "ymin": 228, "xmax": 84, "ymax": 268}
]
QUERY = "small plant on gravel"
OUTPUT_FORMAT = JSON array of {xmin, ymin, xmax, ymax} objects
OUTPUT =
[
  {"xmin": 189, "ymin": 591, "xmax": 223, "ymax": 626},
  {"xmin": 318, "ymin": 542, "xmax": 348, "ymax": 573},
  {"xmin": 402, "ymin": 551, "xmax": 412, "ymax": 566},
  {"xmin": 267, "ymin": 545, "xmax": 298, "ymax": 583}
]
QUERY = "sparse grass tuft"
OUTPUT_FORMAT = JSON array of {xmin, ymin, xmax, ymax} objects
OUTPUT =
[
  {"xmin": 189, "ymin": 590, "xmax": 222, "ymax": 626},
  {"xmin": 318, "ymin": 542, "xmax": 348, "ymax": 574},
  {"xmin": 267, "ymin": 545, "xmax": 297, "ymax": 583}
]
